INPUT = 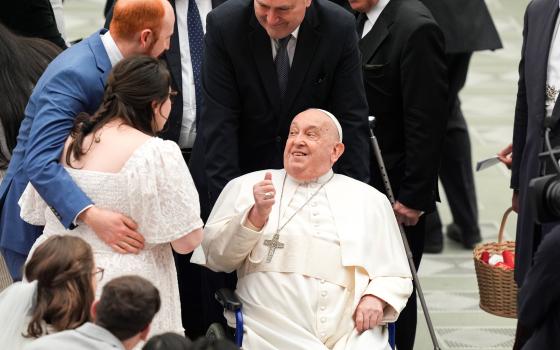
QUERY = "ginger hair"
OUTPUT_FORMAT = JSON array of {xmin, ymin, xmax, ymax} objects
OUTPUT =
[{"xmin": 110, "ymin": 0, "xmax": 166, "ymax": 41}]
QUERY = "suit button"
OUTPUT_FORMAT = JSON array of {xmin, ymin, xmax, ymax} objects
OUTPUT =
[{"xmin": 275, "ymin": 136, "xmax": 282, "ymax": 143}]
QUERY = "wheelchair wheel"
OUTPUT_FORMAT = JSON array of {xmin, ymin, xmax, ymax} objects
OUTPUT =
[{"xmin": 206, "ymin": 322, "xmax": 227, "ymax": 340}]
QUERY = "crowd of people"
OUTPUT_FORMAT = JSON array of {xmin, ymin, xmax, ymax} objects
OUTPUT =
[{"xmin": 0, "ymin": 0, "xmax": 558, "ymax": 349}]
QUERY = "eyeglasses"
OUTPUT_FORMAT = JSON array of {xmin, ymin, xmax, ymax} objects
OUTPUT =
[{"xmin": 93, "ymin": 267, "xmax": 105, "ymax": 282}]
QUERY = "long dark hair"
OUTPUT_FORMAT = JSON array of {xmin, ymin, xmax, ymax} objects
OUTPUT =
[
  {"xmin": 66, "ymin": 55, "xmax": 171, "ymax": 167},
  {"xmin": 0, "ymin": 23, "xmax": 61, "ymax": 170},
  {"xmin": 24, "ymin": 235, "xmax": 96, "ymax": 338}
]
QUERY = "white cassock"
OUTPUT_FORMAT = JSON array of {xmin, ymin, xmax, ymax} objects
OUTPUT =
[{"xmin": 191, "ymin": 169, "xmax": 412, "ymax": 350}]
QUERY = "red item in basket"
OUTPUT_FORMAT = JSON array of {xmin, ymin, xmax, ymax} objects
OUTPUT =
[
  {"xmin": 502, "ymin": 251, "xmax": 515, "ymax": 268},
  {"xmin": 481, "ymin": 251, "xmax": 490, "ymax": 264}
]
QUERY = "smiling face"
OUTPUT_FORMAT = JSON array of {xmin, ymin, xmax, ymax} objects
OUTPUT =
[
  {"xmin": 283, "ymin": 109, "xmax": 345, "ymax": 181},
  {"xmin": 254, "ymin": 0, "xmax": 311, "ymax": 39}
]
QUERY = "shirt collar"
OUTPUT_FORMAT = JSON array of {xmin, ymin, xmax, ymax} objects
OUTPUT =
[
  {"xmin": 77, "ymin": 323, "xmax": 125, "ymax": 349},
  {"xmin": 273, "ymin": 26, "xmax": 300, "ymax": 43},
  {"xmin": 365, "ymin": 0, "xmax": 390, "ymax": 26},
  {"xmin": 100, "ymin": 31, "xmax": 124, "ymax": 67}
]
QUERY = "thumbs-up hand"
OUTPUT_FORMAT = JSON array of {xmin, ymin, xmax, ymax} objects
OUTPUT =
[{"xmin": 248, "ymin": 172, "xmax": 275, "ymax": 229}]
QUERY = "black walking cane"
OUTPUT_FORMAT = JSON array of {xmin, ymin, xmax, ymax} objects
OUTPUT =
[{"xmin": 368, "ymin": 116, "xmax": 441, "ymax": 350}]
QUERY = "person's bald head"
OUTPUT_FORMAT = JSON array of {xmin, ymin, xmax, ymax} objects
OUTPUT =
[
  {"xmin": 110, "ymin": 0, "xmax": 175, "ymax": 58},
  {"xmin": 283, "ymin": 109, "xmax": 345, "ymax": 181}
]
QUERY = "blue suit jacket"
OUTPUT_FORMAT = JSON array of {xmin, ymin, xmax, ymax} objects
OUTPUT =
[{"xmin": 0, "ymin": 30, "xmax": 111, "ymax": 258}]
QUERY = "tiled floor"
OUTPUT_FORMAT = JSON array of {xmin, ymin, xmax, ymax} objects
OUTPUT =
[{"xmin": 61, "ymin": 0, "xmax": 525, "ymax": 349}]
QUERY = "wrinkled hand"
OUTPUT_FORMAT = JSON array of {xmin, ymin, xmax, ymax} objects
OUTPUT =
[
  {"xmin": 79, "ymin": 206, "xmax": 144, "ymax": 254},
  {"xmin": 354, "ymin": 295, "xmax": 386, "ymax": 333},
  {"xmin": 393, "ymin": 201, "xmax": 422, "ymax": 226},
  {"xmin": 497, "ymin": 144, "xmax": 513, "ymax": 169},
  {"xmin": 512, "ymin": 191, "xmax": 519, "ymax": 213},
  {"xmin": 247, "ymin": 172, "xmax": 276, "ymax": 229}
]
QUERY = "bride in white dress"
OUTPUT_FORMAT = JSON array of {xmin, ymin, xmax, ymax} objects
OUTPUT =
[{"xmin": 18, "ymin": 56, "xmax": 203, "ymax": 336}]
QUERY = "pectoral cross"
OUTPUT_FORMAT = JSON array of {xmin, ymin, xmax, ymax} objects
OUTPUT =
[{"xmin": 263, "ymin": 233, "xmax": 285, "ymax": 263}]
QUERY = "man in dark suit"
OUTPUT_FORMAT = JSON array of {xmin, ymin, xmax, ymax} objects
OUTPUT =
[
  {"xmin": 348, "ymin": 0, "xmax": 447, "ymax": 348},
  {"xmin": 510, "ymin": 0, "xmax": 560, "ymax": 346},
  {"xmin": 188, "ymin": 0, "xmax": 370, "ymax": 336},
  {"xmin": 517, "ymin": 225, "xmax": 560, "ymax": 349},
  {"xmin": 159, "ymin": 0, "xmax": 229, "ymax": 339},
  {"xmin": 190, "ymin": 0, "xmax": 370, "ymax": 217},
  {"xmin": 421, "ymin": 0, "xmax": 502, "ymax": 253},
  {"xmin": 511, "ymin": 0, "xmax": 560, "ymax": 288}
]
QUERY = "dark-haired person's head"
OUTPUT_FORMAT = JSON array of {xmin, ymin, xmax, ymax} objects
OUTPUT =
[
  {"xmin": 0, "ymin": 23, "xmax": 61, "ymax": 170},
  {"xmin": 24, "ymin": 235, "xmax": 97, "ymax": 338},
  {"xmin": 188, "ymin": 337, "xmax": 240, "ymax": 350},
  {"xmin": 142, "ymin": 332, "xmax": 192, "ymax": 350},
  {"xmin": 110, "ymin": 0, "xmax": 175, "ymax": 58},
  {"xmin": 92, "ymin": 275, "xmax": 160, "ymax": 347},
  {"xmin": 66, "ymin": 55, "xmax": 173, "ymax": 166}
]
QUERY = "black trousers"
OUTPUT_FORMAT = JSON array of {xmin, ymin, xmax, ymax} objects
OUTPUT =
[
  {"xmin": 394, "ymin": 216, "xmax": 426, "ymax": 350},
  {"xmin": 427, "ymin": 52, "xmax": 480, "ymax": 241}
]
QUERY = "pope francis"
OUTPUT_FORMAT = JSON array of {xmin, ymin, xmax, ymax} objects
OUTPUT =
[{"xmin": 192, "ymin": 109, "xmax": 412, "ymax": 349}]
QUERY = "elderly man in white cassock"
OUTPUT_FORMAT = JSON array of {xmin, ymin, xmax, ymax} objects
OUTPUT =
[{"xmin": 191, "ymin": 108, "xmax": 412, "ymax": 349}]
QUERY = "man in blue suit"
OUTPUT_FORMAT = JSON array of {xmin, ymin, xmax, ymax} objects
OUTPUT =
[{"xmin": 0, "ymin": 0, "xmax": 176, "ymax": 280}]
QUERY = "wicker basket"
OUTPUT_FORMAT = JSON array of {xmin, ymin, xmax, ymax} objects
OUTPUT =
[{"xmin": 473, "ymin": 207, "xmax": 518, "ymax": 318}]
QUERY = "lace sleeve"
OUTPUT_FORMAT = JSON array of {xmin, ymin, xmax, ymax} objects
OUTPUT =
[
  {"xmin": 126, "ymin": 139, "xmax": 203, "ymax": 244},
  {"xmin": 17, "ymin": 183, "xmax": 47, "ymax": 226}
]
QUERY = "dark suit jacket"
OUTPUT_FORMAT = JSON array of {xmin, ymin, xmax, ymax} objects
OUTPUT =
[
  {"xmin": 0, "ymin": 0, "xmax": 66, "ymax": 49},
  {"xmin": 511, "ymin": 0, "xmax": 559, "ymax": 285},
  {"xmin": 105, "ymin": 0, "xmax": 227, "ymax": 143},
  {"xmin": 360, "ymin": 0, "xmax": 447, "ymax": 212},
  {"xmin": 419, "ymin": 0, "xmax": 502, "ymax": 53},
  {"xmin": 190, "ymin": 0, "xmax": 370, "ymax": 215},
  {"xmin": 518, "ymin": 225, "xmax": 560, "ymax": 350}
]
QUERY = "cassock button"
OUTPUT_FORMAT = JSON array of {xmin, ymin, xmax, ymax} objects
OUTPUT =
[
  {"xmin": 321, "ymin": 291, "xmax": 327, "ymax": 297},
  {"xmin": 320, "ymin": 279, "xmax": 325, "ymax": 284},
  {"xmin": 320, "ymin": 306, "xmax": 326, "ymax": 311},
  {"xmin": 311, "ymin": 201, "xmax": 317, "ymax": 207},
  {"xmin": 320, "ymin": 317, "xmax": 327, "ymax": 323},
  {"xmin": 312, "ymin": 212, "xmax": 318, "ymax": 216}
]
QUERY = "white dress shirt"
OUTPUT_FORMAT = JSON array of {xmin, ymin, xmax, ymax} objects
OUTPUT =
[
  {"xmin": 175, "ymin": 0, "xmax": 213, "ymax": 149},
  {"xmin": 361, "ymin": 0, "xmax": 390, "ymax": 38},
  {"xmin": 100, "ymin": 31, "xmax": 124, "ymax": 67},
  {"xmin": 271, "ymin": 26, "xmax": 300, "ymax": 66}
]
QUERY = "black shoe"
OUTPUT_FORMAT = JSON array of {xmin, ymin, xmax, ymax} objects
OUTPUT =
[
  {"xmin": 446, "ymin": 223, "xmax": 482, "ymax": 250},
  {"xmin": 424, "ymin": 230, "xmax": 443, "ymax": 254}
]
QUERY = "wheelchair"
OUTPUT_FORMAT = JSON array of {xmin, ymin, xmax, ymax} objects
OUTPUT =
[{"xmin": 207, "ymin": 288, "xmax": 396, "ymax": 349}]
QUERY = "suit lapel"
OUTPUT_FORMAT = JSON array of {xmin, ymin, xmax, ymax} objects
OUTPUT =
[
  {"xmin": 359, "ymin": 0, "xmax": 399, "ymax": 63},
  {"xmin": 211, "ymin": 0, "xmax": 226, "ymax": 8},
  {"xmin": 359, "ymin": 19, "xmax": 388, "ymax": 63},
  {"xmin": 533, "ymin": 0, "xmax": 560, "ymax": 122},
  {"xmin": 283, "ymin": 5, "xmax": 320, "ymax": 112},
  {"xmin": 88, "ymin": 30, "xmax": 112, "ymax": 86},
  {"xmin": 249, "ymin": 15, "xmax": 283, "ymax": 112},
  {"xmin": 165, "ymin": 0, "xmax": 183, "ymax": 91}
]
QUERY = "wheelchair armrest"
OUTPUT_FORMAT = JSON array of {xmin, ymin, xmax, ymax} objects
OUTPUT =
[{"xmin": 215, "ymin": 288, "xmax": 243, "ymax": 311}]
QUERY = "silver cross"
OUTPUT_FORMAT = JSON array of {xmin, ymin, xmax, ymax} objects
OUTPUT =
[{"xmin": 263, "ymin": 233, "xmax": 285, "ymax": 263}]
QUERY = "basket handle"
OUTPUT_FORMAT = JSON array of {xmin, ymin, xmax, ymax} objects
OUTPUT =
[{"xmin": 498, "ymin": 207, "xmax": 514, "ymax": 243}]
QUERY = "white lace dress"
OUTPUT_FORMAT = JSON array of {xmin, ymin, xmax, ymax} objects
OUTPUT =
[{"xmin": 18, "ymin": 138, "xmax": 203, "ymax": 336}]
